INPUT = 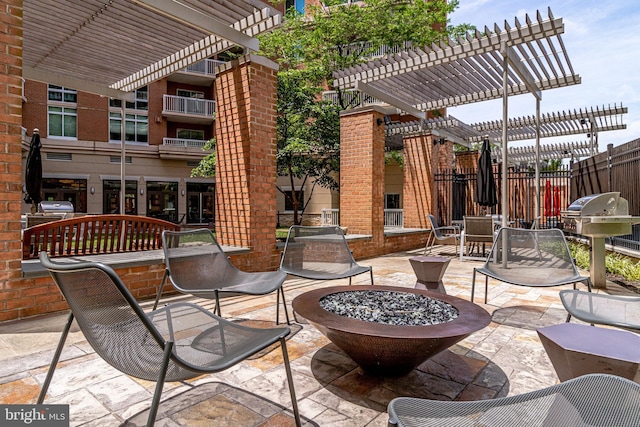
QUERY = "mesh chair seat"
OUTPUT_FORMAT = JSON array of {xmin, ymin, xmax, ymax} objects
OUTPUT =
[
  {"xmin": 388, "ymin": 374, "xmax": 640, "ymax": 427},
  {"xmin": 560, "ymin": 290, "xmax": 640, "ymax": 330},
  {"xmin": 472, "ymin": 228, "xmax": 591, "ymax": 304},
  {"xmin": 424, "ymin": 214, "xmax": 460, "ymax": 255},
  {"xmin": 280, "ymin": 226, "xmax": 373, "ymax": 285},
  {"xmin": 155, "ymin": 229, "xmax": 290, "ymax": 324},
  {"xmin": 37, "ymin": 253, "xmax": 301, "ymax": 426}
]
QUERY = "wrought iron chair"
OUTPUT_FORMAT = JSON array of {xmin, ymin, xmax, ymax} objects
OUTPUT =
[
  {"xmin": 37, "ymin": 252, "xmax": 301, "ymax": 427},
  {"xmin": 280, "ymin": 225, "xmax": 373, "ymax": 285},
  {"xmin": 388, "ymin": 373, "xmax": 640, "ymax": 427},
  {"xmin": 471, "ymin": 227, "xmax": 591, "ymax": 304},
  {"xmin": 424, "ymin": 214, "xmax": 460, "ymax": 255},
  {"xmin": 154, "ymin": 228, "xmax": 290, "ymax": 325},
  {"xmin": 560, "ymin": 289, "xmax": 640, "ymax": 330}
]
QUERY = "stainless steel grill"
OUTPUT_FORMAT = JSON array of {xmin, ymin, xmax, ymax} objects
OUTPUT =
[
  {"xmin": 561, "ymin": 192, "xmax": 631, "ymax": 237},
  {"xmin": 38, "ymin": 201, "xmax": 74, "ymax": 215},
  {"xmin": 561, "ymin": 192, "xmax": 640, "ymax": 288}
]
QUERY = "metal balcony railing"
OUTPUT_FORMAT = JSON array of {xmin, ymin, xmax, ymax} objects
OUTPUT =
[
  {"xmin": 162, "ymin": 138, "xmax": 208, "ymax": 148},
  {"xmin": 321, "ymin": 208, "xmax": 340, "ymax": 226},
  {"xmin": 163, "ymin": 95, "xmax": 215, "ymax": 117},
  {"xmin": 321, "ymin": 89, "xmax": 383, "ymax": 109},
  {"xmin": 320, "ymin": 208, "xmax": 405, "ymax": 228},
  {"xmin": 182, "ymin": 59, "xmax": 227, "ymax": 77}
]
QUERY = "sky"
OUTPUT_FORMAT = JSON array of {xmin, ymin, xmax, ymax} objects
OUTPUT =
[{"xmin": 447, "ymin": 0, "xmax": 640, "ymax": 149}]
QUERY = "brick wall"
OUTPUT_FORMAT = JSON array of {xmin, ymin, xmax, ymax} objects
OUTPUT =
[
  {"xmin": 77, "ymin": 92, "xmax": 109, "ymax": 142},
  {"xmin": 0, "ymin": 0, "xmax": 28, "ymax": 322},
  {"xmin": 22, "ymin": 80, "xmax": 48, "ymax": 136},
  {"xmin": 339, "ymin": 107, "xmax": 385, "ymax": 242},
  {"xmin": 214, "ymin": 55, "xmax": 280, "ymax": 271},
  {"xmin": 403, "ymin": 133, "xmax": 434, "ymax": 229},
  {"xmin": 148, "ymin": 80, "xmax": 167, "ymax": 146}
]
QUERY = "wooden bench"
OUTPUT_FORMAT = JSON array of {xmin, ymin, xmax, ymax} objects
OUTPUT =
[{"xmin": 22, "ymin": 214, "xmax": 181, "ymax": 260}]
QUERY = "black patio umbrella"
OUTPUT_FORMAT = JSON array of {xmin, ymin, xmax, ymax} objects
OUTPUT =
[
  {"xmin": 25, "ymin": 128, "xmax": 43, "ymax": 212},
  {"xmin": 474, "ymin": 139, "xmax": 497, "ymax": 210}
]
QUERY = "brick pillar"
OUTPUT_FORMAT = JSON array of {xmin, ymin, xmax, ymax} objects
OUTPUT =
[
  {"xmin": 339, "ymin": 107, "xmax": 385, "ymax": 245},
  {"xmin": 214, "ymin": 55, "xmax": 279, "ymax": 271},
  {"xmin": 0, "ymin": 0, "xmax": 26, "ymax": 322},
  {"xmin": 403, "ymin": 133, "xmax": 434, "ymax": 228}
]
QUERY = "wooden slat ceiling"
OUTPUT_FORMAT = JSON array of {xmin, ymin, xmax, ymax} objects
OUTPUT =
[
  {"xmin": 23, "ymin": 0, "xmax": 280, "ymax": 99},
  {"xmin": 332, "ymin": 8, "xmax": 580, "ymax": 112}
]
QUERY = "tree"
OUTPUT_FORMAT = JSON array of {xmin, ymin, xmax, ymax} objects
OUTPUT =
[{"xmin": 194, "ymin": 0, "xmax": 472, "ymax": 224}]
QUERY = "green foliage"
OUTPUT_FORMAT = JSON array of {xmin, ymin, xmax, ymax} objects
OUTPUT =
[
  {"xmin": 569, "ymin": 242, "xmax": 640, "ymax": 281},
  {"xmin": 385, "ymin": 150, "xmax": 404, "ymax": 167},
  {"xmin": 190, "ymin": 138, "xmax": 216, "ymax": 178}
]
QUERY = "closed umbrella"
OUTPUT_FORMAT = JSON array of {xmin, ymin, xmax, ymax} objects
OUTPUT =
[
  {"xmin": 474, "ymin": 139, "xmax": 497, "ymax": 210},
  {"xmin": 25, "ymin": 128, "xmax": 43, "ymax": 214},
  {"xmin": 553, "ymin": 186, "xmax": 561, "ymax": 217},
  {"xmin": 544, "ymin": 180, "xmax": 552, "ymax": 217}
]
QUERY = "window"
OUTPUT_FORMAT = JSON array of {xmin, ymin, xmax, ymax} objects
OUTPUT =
[
  {"xmin": 48, "ymin": 85, "xmax": 77, "ymax": 103},
  {"xmin": 103, "ymin": 180, "xmax": 137, "ymax": 215},
  {"xmin": 286, "ymin": 0, "xmax": 304, "ymax": 13},
  {"xmin": 186, "ymin": 182, "xmax": 215, "ymax": 224},
  {"xmin": 42, "ymin": 178, "xmax": 87, "ymax": 213},
  {"xmin": 177, "ymin": 129, "xmax": 205, "ymax": 140},
  {"xmin": 284, "ymin": 190, "xmax": 303, "ymax": 211},
  {"xmin": 177, "ymin": 89, "xmax": 204, "ymax": 99},
  {"xmin": 146, "ymin": 181, "xmax": 178, "ymax": 223},
  {"xmin": 110, "ymin": 87, "xmax": 148, "ymax": 110},
  {"xmin": 48, "ymin": 106, "xmax": 77, "ymax": 138},
  {"xmin": 109, "ymin": 112, "xmax": 148, "ymax": 143},
  {"xmin": 385, "ymin": 194, "xmax": 400, "ymax": 209}
]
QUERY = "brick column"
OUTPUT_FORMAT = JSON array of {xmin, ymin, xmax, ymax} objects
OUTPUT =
[
  {"xmin": 0, "ymin": 0, "xmax": 27, "ymax": 322},
  {"xmin": 339, "ymin": 107, "xmax": 385, "ymax": 245},
  {"xmin": 402, "ymin": 133, "xmax": 434, "ymax": 228},
  {"xmin": 214, "ymin": 55, "xmax": 279, "ymax": 271}
]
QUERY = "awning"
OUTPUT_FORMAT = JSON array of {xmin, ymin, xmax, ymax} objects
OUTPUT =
[{"xmin": 23, "ymin": 0, "xmax": 281, "ymax": 100}]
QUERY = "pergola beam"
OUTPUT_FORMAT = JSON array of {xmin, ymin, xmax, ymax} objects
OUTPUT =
[{"xmin": 355, "ymin": 81, "xmax": 426, "ymax": 120}]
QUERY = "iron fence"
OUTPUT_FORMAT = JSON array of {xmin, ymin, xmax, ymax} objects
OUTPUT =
[{"xmin": 434, "ymin": 164, "xmax": 571, "ymax": 230}]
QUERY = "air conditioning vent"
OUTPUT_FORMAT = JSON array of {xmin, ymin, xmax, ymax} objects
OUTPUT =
[
  {"xmin": 46, "ymin": 153, "xmax": 72, "ymax": 161},
  {"xmin": 186, "ymin": 160, "xmax": 200, "ymax": 167},
  {"xmin": 110, "ymin": 156, "xmax": 132, "ymax": 164}
]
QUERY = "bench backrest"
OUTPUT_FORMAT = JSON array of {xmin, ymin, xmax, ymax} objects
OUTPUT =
[{"xmin": 23, "ymin": 214, "xmax": 180, "ymax": 260}]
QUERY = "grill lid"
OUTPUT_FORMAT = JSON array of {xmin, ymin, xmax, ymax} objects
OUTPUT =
[
  {"xmin": 562, "ymin": 192, "xmax": 628, "ymax": 217},
  {"xmin": 38, "ymin": 201, "xmax": 74, "ymax": 213}
]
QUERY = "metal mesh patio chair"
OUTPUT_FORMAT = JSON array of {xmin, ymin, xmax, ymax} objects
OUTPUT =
[
  {"xmin": 387, "ymin": 373, "xmax": 640, "ymax": 427},
  {"xmin": 154, "ymin": 229, "xmax": 290, "ymax": 325},
  {"xmin": 471, "ymin": 227, "xmax": 591, "ymax": 304},
  {"xmin": 279, "ymin": 225, "xmax": 373, "ymax": 285},
  {"xmin": 37, "ymin": 252, "xmax": 301, "ymax": 427},
  {"xmin": 461, "ymin": 216, "xmax": 495, "ymax": 260},
  {"xmin": 560, "ymin": 289, "xmax": 640, "ymax": 330},
  {"xmin": 425, "ymin": 214, "xmax": 460, "ymax": 255}
]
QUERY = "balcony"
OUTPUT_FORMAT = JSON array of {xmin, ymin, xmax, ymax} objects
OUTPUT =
[
  {"xmin": 322, "ymin": 88, "xmax": 384, "ymax": 109},
  {"xmin": 159, "ymin": 137, "xmax": 212, "ymax": 161},
  {"xmin": 162, "ymin": 94, "xmax": 216, "ymax": 125},
  {"xmin": 167, "ymin": 59, "xmax": 228, "ymax": 86},
  {"xmin": 162, "ymin": 137, "xmax": 208, "ymax": 149}
]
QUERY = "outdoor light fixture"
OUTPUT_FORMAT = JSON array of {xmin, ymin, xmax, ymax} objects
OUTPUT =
[
  {"xmin": 140, "ymin": 188, "xmax": 144, "ymax": 195},
  {"xmin": 376, "ymin": 118, "xmax": 384, "ymax": 126},
  {"xmin": 433, "ymin": 137, "xmax": 446, "ymax": 145},
  {"xmin": 181, "ymin": 189, "xmax": 185, "ymax": 196},
  {"xmin": 90, "ymin": 187, "xmax": 95, "ymax": 194}
]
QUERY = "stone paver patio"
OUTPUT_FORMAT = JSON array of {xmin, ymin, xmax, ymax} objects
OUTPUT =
[{"xmin": 0, "ymin": 245, "xmax": 627, "ymax": 426}]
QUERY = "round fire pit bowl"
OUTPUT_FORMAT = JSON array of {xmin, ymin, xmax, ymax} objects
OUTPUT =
[{"xmin": 292, "ymin": 285, "xmax": 491, "ymax": 376}]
